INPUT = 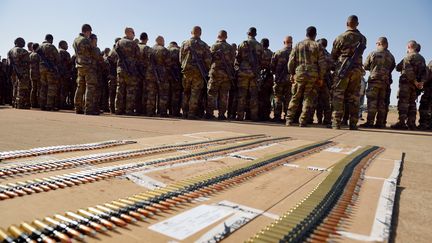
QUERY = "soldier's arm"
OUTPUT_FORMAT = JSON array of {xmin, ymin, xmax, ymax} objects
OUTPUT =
[
  {"xmin": 330, "ymin": 38, "xmax": 341, "ymax": 63},
  {"xmin": 389, "ymin": 53, "xmax": 396, "ymax": 73},
  {"xmin": 270, "ymin": 52, "xmax": 278, "ymax": 73},
  {"xmin": 287, "ymin": 47, "xmax": 297, "ymax": 75},
  {"xmin": 364, "ymin": 53, "xmax": 372, "ymax": 71},
  {"xmin": 317, "ymin": 46, "xmax": 327, "ymax": 80},
  {"xmin": 403, "ymin": 56, "xmax": 417, "ymax": 81},
  {"xmin": 395, "ymin": 59, "xmax": 403, "ymax": 72},
  {"xmin": 203, "ymin": 43, "xmax": 212, "ymax": 70}
]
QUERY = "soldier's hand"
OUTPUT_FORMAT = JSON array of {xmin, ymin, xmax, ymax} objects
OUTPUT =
[
  {"xmin": 290, "ymin": 75, "xmax": 295, "ymax": 83},
  {"xmin": 416, "ymin": 81, "xmax": 424, "ymax": 90},
  {"xmin": 316, "ymin": 79, "xmax": 324, "ymax": 87}
]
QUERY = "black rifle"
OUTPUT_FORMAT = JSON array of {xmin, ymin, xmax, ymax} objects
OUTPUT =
[
  {"xmin": 215, "ymin": 49, "xmax": 235, "ymax": 86},
  {"xmin": 114, "ymin": 45, "xmax": 134, "ymax": 76},
  {"xmin": 37, "ymin": 48, "xmax": 59, "ymax": 75},
  {"xmin": 7, "ymin": 52, "xmax": 23, "ymax": 80},
  {"xmin": 149, "ymin": 53, "xmax": 161, "ymax": 85},
  {"xmin": 334, "ymin": 41, "xmax": 365, "ymax": 87},
  {"xmin": 189, "ymin": 40, "xmax": 208, "ymax": 84}
]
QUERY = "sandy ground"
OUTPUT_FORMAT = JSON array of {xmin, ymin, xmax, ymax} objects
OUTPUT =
[{"xmin": 0, "ymin": 106, "xmax": 431, "ymax": 242}]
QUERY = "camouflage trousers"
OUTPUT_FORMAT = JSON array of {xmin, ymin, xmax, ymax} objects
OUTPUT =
[
  {"xmin": 15, "ymin": 74, "xmax": 31, "ymax": 109},
  {"xmin": 182, "ymin": 71, "xmax": 205, "ymax": 117},
  {"xmin": 396, "ymin": 80, "xmax": 418, "ymax": 127},
  {"xmin": 419, "ymin": 86, "xmax": 432, "ymax": 128},
  {"xmin": 115, "ymin": 72, "xmax": 137, "ymax": 114},
  {"xmin": 57, "ymin": 77, "xmax": 71, "ymax": 109},
  {"xmin": 236, "ymin": 71, "xmax": 258, "ymax": 120},
  {"xmin": 145, "ymin": 79, "xmax": 157, "ymax": 116},
  {"xmin": 258, "ymin": 77, "xmax": 274, "ymax": 121},
  {"xmin": 108, "ymin": 77, "xmax": 117, "ymax": 113},
  {"xmin": 206, "ymin": 77, "xmax": 231, "ymax": 117},
  {"xmin": 314, "ymin": 84, "xmax": 331, "ymax": 124},
  {"xmin": 365, "ymin": 80, "xmax": 388, "ymax": 126},
  {"xmin": 331, "ymin": 68, "xmax": 362, "ymax": 127},
  {"xmin": 227, "ymin": 84, "xmax": 238, "ymax": 119},
  {"xmin": 286, "ymin": 79, "xmax": 316, "ymax": 125},
  {"xmin": 39, "ymin": 69, "xmax": 58, "ymax": 109},
  {"xmin": 273, "ymin": 81, "xmax": 291, "ymax": 120},
  {"xmin": 30, "ymin": 77, "xmax": 40, "ymax": 108},
  {"xmin": 158, "ymin": 80, "xmax": 170, "ymax": 116},
  {"xmin": 74, "ymin": 67, "xmax": 98, "ymax": 113},
  {"xmin": 169, "ymin": 79, "xmax": 182, "ymax": 116}
]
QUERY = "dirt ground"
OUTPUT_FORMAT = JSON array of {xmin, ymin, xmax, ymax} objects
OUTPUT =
[{"xmin": 0, "ymin": 106, "xmax": 431, "ymax": 242}]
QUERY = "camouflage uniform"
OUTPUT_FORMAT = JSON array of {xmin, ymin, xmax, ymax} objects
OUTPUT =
[
  {"xmin": 167, "ymin": 44, "xmax": 182, "ymax": 117},
  {"xmin": 271, "ymin": 46, "xmax": 291, "ymax": 121},
  {"xmin": 418, "ymin": 61, "xmax": 432, "ymax": 129},
  {"xmin": 394, "ymin": 52, "xmax": 427, "ymax": 128},
  {"xmin": 138, "ymin": 43, "xmax": 157, "ymax": 116},
  {"xmin": 7, "ymin": 47, "xmax": 30, "ymax": 109},
  {"xmin": 38, "ymin": 41, "xmax": 60, "ymax": 110},
  {"xmin": 58, "ymin": 48, "xmax": 72, "ymax": 108},
  {"xmin": 235, "ymin": 37, "xmax": 263, "ymax": 121},
  {"xmin": 205, "ymin": 40, "xmax": 235, "ymax": 119},
  {"xmin": 286, "ymin": 38, "xmax": 326, "ymax": 125},
  {"xmin": 180, "ymin": 37, "xmax": 211, "ymax": 118},
  {"xmin": 331, "ymin": 29, "xmax": 367, "ymax": 128},
  {"xmin": 114, "ymin": 37, "xmax": 140, "ymax": 115},
  {"xmin": 259, "ymin": 47, "xmax": 274, "ymax": 121},
  {"xmin": 93, "ymin": 47, "xmax": 104, "ymax": 112},
  {"xmin": 106, "ymin": 48, "xmax": 118, "ymax": 113},
  {"xmin": 314, "ymin": 48, "xmax": 333, "ymax": 124},
  {"xmin": 29, "ymin": 51, "xmax": 40, "ymax": 107},
  {"xmin": 363, "ymin": 48, "xmax": 395, "ymax": 127},
  {"xmin": 153, "ymin": 44, "xmax": 172, "ymax": 116},
  {"xmin": 73, "ymin": 33, "xmax": 98, "ymax": 114}
]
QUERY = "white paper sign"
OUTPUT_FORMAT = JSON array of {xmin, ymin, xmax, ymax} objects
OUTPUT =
[{"xmin": 148, "ymin": 205, "xmax": 233, "ymax": 240}]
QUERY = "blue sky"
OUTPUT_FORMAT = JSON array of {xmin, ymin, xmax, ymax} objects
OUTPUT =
[{"xmin": 1, "ymin": 0, "xmax": 431, "ymax": 104}]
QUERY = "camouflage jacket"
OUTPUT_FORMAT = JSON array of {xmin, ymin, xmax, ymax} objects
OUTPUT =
[
  {"xmin": 58, "ymin": 48, "xmax": 72, "ymax": 79},
  {"xmin": 262, "ymin": 48, "xmax": 273, "ymax": 70},
  {"xmin": 180, "ymin": 37, "xmax": 211, "ymax": 74},
  {"xmin": 73, "ymin": 33, "xmax": 97, "ymax": 69},
  {"xmin": 106, "ymin": 47, "xmax": 118, "ymax": 79},
  {"xmin": 7, "ymin": 47, "xmax": 30, "ymax": 78},
  {"xmin": 38, "ymin": 41, "xmax": 59, "ymax": 72},
  {"xmin": 364, "ymin": 48, "xmax": 395, "ymax": 82},
  {"xmin": 29, "ymin": 51, "xmax": 40, "ymax": 80},
  {"xmin": 288, "ymin": 38, "xmax": 326, "ymax": 81},
  {"xmin": 152, "ymin": 44, "xmax": 171, "ymax": 80},
  {"xmin": 138, "ymin": 43, "xmax": 157, "ymax": 81},
  {"xmin": 235, "ymin": 37, "xmax": 263, "ymax": 73},
  {"xmin": 396, "ymin": 52, "xmax": 427, "ymax": 84},
  {"xmin": 271, "ymin": 47, "xmax": 291, "ymax": 82},
  {"xmin": 209, "ymin": 40, "xmax": 235, "ymax": 78},
  {"xmin": 167, "ymin": 45, "xmax": 181, "ymax": 82},
  {"xmin": 115, "ymin": 37, "xmax": 140, "ymax": 74},
  {"xmin": 331, "ymin": 29, "xmax": 367, "ymax": 69}
]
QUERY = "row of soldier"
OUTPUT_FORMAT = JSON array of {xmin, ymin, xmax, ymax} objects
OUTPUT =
[{"xmin": 1, "ymin": 15, "xmax": 431, "ymax": 130}]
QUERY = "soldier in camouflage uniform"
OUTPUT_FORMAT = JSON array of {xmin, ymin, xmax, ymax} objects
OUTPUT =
[
  {"xmin": 205, "ymin": 30, "xmax": 235, "ymax": 120},
  {"xmin": 38, "ymin": 34, "xmax": 60, "ymax": 111},
  {"xmin": 180, "ymin": 26, "xmax": 211, "ymax": 119},
  {"xmin": 152, "ymin": 36, "xmax": 171, "ymax": 117},
  {"xmin": 235, "ymin": 27, "xmax": 263, "ymax": 121},
  {"xmin": 114, "ymin": 27, "xmax": 140, "ymax": 115},
  {"xmin": 360, "ymin": 37, "xmax": 395, "ymax": 128},
  {"xmin": 391, "ymin": 40, "xmax": 427, "ymax": 130},
  {"xmin": 138, "ymin": 32, "xmax": 158, "ymax": 116},
  {"xmin": 107, "ymin": 38, "xmax": 121, "ymax": 114},
  {"xmin": 259, "ymin": 38, "xmax": 274, "ymax": 121},
  {"xmin": 331, "ymin": 15, "xmax": 367, "ymax": 129},
  {"xmin": 312, "ymin": 38, "xmax": 333, "ymax": 125},
  {"xmin": 286, "ymin": 26, "xmax": 326, "ymax": 127},
  {"xmin": 29, "ymin": 43, "xmax": 40, "ymax": 108},
  {"xmin": 7, "ymin": 38, "xmax": 31, "ymax": 109},
  {"xmin": 418, "ymin": 60, "xmax": 432, "ymax": 130},
  {"xmin": 73, "ymin": 24, "xmax": 100, "ymax": 115},
  {"xmin": 58, "ymin": 40, "xmax": 72, "ymax": 109},
  {"xmin": 271, "ymin": 36, "xmax": 293, "ymax": 122},
  {"xmin": 167, "ymin": 41, "xmax": 182, "ymax": 117}
]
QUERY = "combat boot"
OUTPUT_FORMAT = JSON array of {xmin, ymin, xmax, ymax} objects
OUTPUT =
[{"xmin": 391, "ymin": 122, "xmax": 408, "ymax": 130}]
